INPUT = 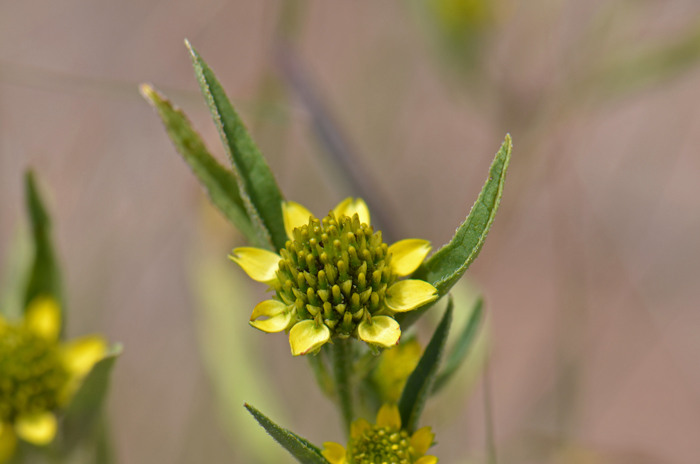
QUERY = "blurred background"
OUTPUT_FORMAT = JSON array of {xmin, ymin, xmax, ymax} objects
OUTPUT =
[{"xmin": 1, "ymin": 1, "xmax": 700, "ymax": 463}]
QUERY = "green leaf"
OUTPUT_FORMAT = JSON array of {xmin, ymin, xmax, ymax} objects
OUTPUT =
[
  {"xmin": 140, "ymin": 84, "xmax": 260, "ymax": 246},
  {"xmin": 418, "ymin": 135, "xmax": 511, "ymax": 295},
  {"xmin": 397, "ymin": 135, "xmax": 510, "ymax": 330},
  {"xmin": 432, "ymin": 296, "xmax": 483, "ymax": 394},
  {"xmin": 186, "ymin": 40, "xmax": 287, "ymax": 252},
  {"xmin": 398, "ymin": 298, "xmax": 453, "ymax": 433},
  {"xmin": 59, "ymin": 345, "xmax": 122, "ymax": 454},
  {"xmin": 23, "ymin": 171, "xmax": 63, "ymax": 323},
  {"xmin": 244, "ymin": 403, "xmax": 329, "ymax": 464}
]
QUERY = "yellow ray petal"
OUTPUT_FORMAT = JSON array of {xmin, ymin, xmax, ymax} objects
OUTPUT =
[
  {"xmin": 350, "ymin": 418, "xmax": 371, "ymax": 439},
  {"xmin": 289, "ymin": 320, "xmax": 330, "ymax": 356},
  {"xmin": 14, "ymin": 412, "xmax": 57, "ymax": 446},
  {"xmin": 61, "ymin": 335, "xmax": 107, "ymax": 377},
  {"xmin": 385, "ymin": 280, "xmax": 438, "ymax": 313},
  {"xmin": 24, "ymin": 296, "xmax": 61, "ymax": 342},
  {"xmin": 414, "ymin": 456, "xmax": 438, "ymax": 464},
  {"xmin": 282, "ymin": 201, "xmax": 314, "ymax": 239},
  {"xmin": 229, "ymin": 247, "xmax": 281, "ymax": 283},
  {"xmin": 321, "ymin": 442, "xmax": 347, "ymax": 464},
  {"xmin": 0, "ymin": 423, "xmax": 17, "ymax": 463},
  {"xmin": 411, "ymin": 426, "xmax": 435, "ymax": 456},
  {"xmin": 375, "ymin": 403, "xmax": 401, "ymax": 429},
  {"xmin": 388, "ymin": 239, "xmax": 432, "ymax": 277},
  {"xmin": 333, "ymin": 197, "xmax": 370, "ymax": 225},
  {"xmin": 249, "ymin": 300, "xmax": 293, "ymax": 333},
  {"xmin": 358, "ymin": 316, "xmax": 401, "ymax": 348}
]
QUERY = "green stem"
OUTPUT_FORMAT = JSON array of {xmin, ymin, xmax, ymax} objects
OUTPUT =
[
  {"xmin": 307, "ymin": 348, "xmax": 335, "ymax": 398},
  {"xmin": 332, "ymin": 337, "xmax": 354, "ymax": 435}
]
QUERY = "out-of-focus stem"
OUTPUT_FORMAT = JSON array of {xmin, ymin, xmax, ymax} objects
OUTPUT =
[{"xmin": 307, "ymin": 348, "xmax": 335, "ymax": 398}]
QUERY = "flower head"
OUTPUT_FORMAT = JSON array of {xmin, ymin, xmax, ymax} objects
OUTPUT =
[
  {"xmin": 0, "ymin": 296, "xmax": 107, "ymax": 460},
  {"xmin": 322, "ymin": 403, "xmax": 438, "ymax": 464},
  {"xmin": 230, "ymin": 198, "xmax": 438, "ymax": 356}
]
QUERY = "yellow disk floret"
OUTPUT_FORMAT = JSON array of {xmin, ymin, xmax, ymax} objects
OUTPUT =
[
  {"xmin": 322, "ymin": 404, "xmax": 438, "ymax": 464},
  {"xmin": 0, "ymin": 324, "xmax": 69, "ymax": 423},
  {"xmin": 231, "ymin": 198, "xmax": 439, "ymax": 356},
  {"xmin": 0, "ymin": 296, "xmax": 107, "ymax": 458}
]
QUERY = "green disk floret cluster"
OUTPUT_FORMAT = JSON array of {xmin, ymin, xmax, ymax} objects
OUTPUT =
[
  {"xmin": 0, "ymin": 325, "xmax": 68, "ymax": 422},
  {"xmin": 350, "ymin": 426, "xmax": 414, "ymax": 464},
  {"xmin": 273, "ymin": 212, "xmax": 398, "ymax": 339}
]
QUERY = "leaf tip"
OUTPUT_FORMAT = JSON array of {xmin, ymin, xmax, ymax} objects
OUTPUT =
[
  {"xmin": 107, "ymin": 343, "xmax": 124, "ymax": 357},
  {"xmin": 139, "ymin": 83, "xmax": 155, "ymax": 100},
  {"xmin": 184, "ymin": 38, "xmax": 198, "ymax": 60},
  {"xmin": 504, "ymin": 133, "xmax": 513, "ymax": 152}
]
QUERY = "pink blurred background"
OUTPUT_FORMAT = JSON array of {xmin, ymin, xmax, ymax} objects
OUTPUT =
[{"xmin": 1, "ymin": 1, "xmax": 700, "ymax": 463}]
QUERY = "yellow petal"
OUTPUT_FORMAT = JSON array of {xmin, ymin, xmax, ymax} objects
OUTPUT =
[
  {"xmin": 14, "ymin": 413, "xmax": 57, "ymax": 446},
  {"xmin": 0, "ymin": 423, "xmax": 17, "ymax": 463},
  {"xmin": 375, "ymin": 403, "xmax": 401, "ymax": 429},
  {"xmin": 283, "ymin": 201, "xmax": 314, "ymax": 239},
  {"xmin": 414, "ymin": 456, "xmax": 438, "ymax": 464},
  {"xmin": 61, "ymin": 335, "xmax": 107, "ymax": 377},
  {"xmin": 24, "ymin": 296, "xmax": 61, "ymax": 342},
  {"xmin": 249, "ymin": 300, "xmax": 293, "ymax": 333},
  {"xmin": 388, "ymin": 239, "xmax": 432, "ymax": 277},
  {"xmin": 350, "ymin": 418, "xmax": 372, "ymax": 439},
  {"xmin": 411, "ymin": 426, "xmax": 435, "ymax": 456},
  {"xmin": 229, "ymin": 247, "xmax": 281, "ymax": 283},
  {"xmin": 321, "ymin": 442, "xmax": 347, "ymax": 464},
  {"xmin": 358, "ymin": 316, "xmax": 401, "ymax": 348},
  {"xmin": 333, "ymin": 197, "xmax": 370, "ymax": 225},
  {"xmin": 385, "ymin": 280, "xmax": 438, "ymax": 313},
  {"xmin": 289, "ymin": 320, "xmax": 330, "ymax": 356}
]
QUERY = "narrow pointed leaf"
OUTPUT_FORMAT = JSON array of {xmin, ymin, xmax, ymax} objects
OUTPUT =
[
  {"xmin": 398, "ymin": 298, "xmax": 453, "ymax": 433},
  {"xmin": 140, "ymin": 84, "xmax": 260, "ymax": 246},
  {"xmin": 186, "ymin": 40, "xmax": 287, "ymax": 251},
  {"xmin": 244, "ymin": 403, "xmax": 329, "ymax": 464},
  {"xmin": 398, "ymin": 135, "xmax": 510, "ymax": 329},
  {"xmin": 24, "ymin": 171, "xmax": 64, "ymax": 326},
  {"xmin": 59, "ymin": 345, "xmax": 122, "ymax": 454},
  {"xmin": 432, "ymin": 297, "xmax": 483, "ymax": 394},
  {"xmin": 419, "ymin": 135, "xmax": 511, "ymax": 295}
]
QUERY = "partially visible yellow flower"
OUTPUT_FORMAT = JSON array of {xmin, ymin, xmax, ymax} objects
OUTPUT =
[
  {"xmin": 372, "ymin": 339, "xmax": 422, "ymax": 403},
  {"xmin": 0, "ymin": 296, "xmax": 107, "ymax": 461},
  {"xmin": 322, "ymin": 404, "xmax": 438, "ymax": 464},
  {"xmin": 230, "ymin": 198, "xmax": 439, "ymax": 356}
]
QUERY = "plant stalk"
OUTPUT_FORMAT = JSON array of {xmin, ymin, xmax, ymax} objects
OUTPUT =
[{"xmin": 332, "ymin": 337, "xmax": 354, "ymax": 435}]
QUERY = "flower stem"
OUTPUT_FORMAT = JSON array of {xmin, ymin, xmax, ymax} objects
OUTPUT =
[
  {"xmin": 307, "ymin": 349, "xmax": 334, "ymax": 398},
  {"xmin": 332, "ymin": 337, "xmax": 354, "ymax": 435}
]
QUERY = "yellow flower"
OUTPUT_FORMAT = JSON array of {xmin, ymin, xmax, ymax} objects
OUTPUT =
[
  {"xmin": 230, "ymin": 198, "xmax": 438, "ymax": 356},
  {"xmin": 0, "ymin": 296, "xmax": 107, "ymax": 461},
  {"xmin": 372, "ymin": 339, "xmax": 422, "ymax": 403},
  {"xmin": 322, "ymin": 403, "xmax": 438, "ymax": 464}
]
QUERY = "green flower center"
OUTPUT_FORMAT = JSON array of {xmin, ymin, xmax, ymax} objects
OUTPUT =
[
  {"xmin": 351, "ymin": 425, "xmax": 414, "ymax": 464},
  {"xmin": 0, "ymin": 324, "xmax": 68, "ymax": 422},
  {"xmin": 275, "ymin": 212, "xmax": 397, "ymax": 338}
]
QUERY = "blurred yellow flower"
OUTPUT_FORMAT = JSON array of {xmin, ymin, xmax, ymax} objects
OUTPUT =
[
  {"xmin": 230, "ymin": 198, "xmax": 438, "ymax": 356},
  {"xmin": 322, "ymin": 404, "xmax": 438, "ymax": 464},
  {"xmin": 372, "ymin": 339, "xmax": 422, "ymax": 403},
  {"xmin": 0, "ymin": 296, "xmax": 107, "ymax": 461}
]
